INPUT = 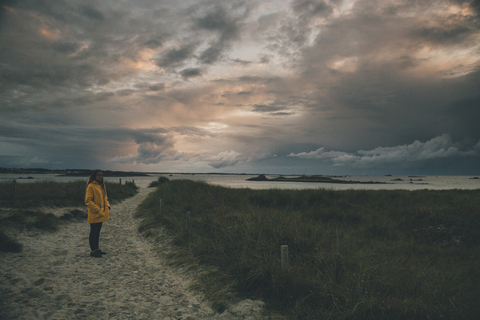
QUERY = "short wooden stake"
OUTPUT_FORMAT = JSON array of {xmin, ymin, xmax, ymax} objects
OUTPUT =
[
  {"xmin": 281, "ymin": 245, "xmax": 289, "ymax": 273},
  {"xmin": 159, "ymin": 199, "xmax": 163, "ymax": 214},
  {"xmin": 119, "ymin": 178, "xmax": 122, "ymax": 185}
]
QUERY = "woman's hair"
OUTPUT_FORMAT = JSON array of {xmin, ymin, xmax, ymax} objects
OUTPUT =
[
  {"xmin": 87, "ymin": 169, "xmax": 104, "ymax": 186},
  {"xmin": 86, "ymin": 170, "xmax": 108, "ymax": 199}
]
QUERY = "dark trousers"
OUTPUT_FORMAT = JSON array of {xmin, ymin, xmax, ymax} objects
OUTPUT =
[{"xmin": 89, "ymin": 222, "xmax": 103, "ymax": 251}]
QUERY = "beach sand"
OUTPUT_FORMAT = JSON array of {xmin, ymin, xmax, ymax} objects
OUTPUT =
[{"xmin": 0, "ymin": 185, "xmax": 265, "ymax": 319}]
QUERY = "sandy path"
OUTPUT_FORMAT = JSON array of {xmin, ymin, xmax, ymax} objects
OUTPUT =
[{"xmin": 0, "ymin": 185, "xmax": 265, "ymax": 320}]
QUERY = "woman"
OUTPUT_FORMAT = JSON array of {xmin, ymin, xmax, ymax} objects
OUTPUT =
[{"xmin": 85, "ymin": 170, "xmax": 110, "ymax": 258}]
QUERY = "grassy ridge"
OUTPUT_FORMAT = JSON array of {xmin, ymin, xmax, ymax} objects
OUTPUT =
[
  {"xmin": 136, "ymin": 179, "xmax": 480, "ymax": 320},
  {"xmin": 0, "ymin": 180, "xmax": 138, "ymax": 252}
]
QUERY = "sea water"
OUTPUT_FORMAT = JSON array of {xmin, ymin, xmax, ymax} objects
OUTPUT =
[{"xmin": 2, "ymin": 173, "xmax": 479, "ymax": 190}]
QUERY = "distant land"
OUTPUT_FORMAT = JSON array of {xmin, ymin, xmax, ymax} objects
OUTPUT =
[
  {"xmin": 0, "ymin": 168, "xmax": 151, "ymax": 177},
  {"xmin": 247, "ymin": 174, "xmax": 388, "ymax": 184},
  {"xmin": 0, "ymin": 168, "xmax": 252, "ymax": 177}
]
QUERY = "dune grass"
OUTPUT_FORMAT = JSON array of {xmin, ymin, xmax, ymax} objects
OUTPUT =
[
  {"xmin": 0, "ymin": 180, "xmax": 138, "ymax": 252},
  {"xmin": 136, "ymin": 178, "xmax": 480, "ymax": 320},
  {"xmin": 0, "ymin": 179, "xmax": 138, "ymax": 207}
]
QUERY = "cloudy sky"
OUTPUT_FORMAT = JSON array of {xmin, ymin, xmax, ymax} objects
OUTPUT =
[{"xmin": 1, "ymin": 0, "xmax": 480, "ymax": 175}]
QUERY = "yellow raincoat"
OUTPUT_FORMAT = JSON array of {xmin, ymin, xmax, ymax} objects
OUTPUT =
[{"xmin": 85, "ymin": 180, "xmax": 110, "ymax": 223}]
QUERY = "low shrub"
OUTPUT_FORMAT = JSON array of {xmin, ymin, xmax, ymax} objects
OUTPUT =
[{"xmin": 0, "ymin": 232, "xmax": 23, "ymax": 253}]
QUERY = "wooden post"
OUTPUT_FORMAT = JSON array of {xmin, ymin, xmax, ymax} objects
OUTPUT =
[
  {"xmin": 281, "ymin": 245, "xmax": 289, "ymax": 273},
  {"xmin": 119, "ymin": 178, "xmax": 122, "ymax": 185},
  {"xmin": 186, "ymin": 212, "xmax": 191, "ymax": 231},
  {"xmin": 159, "ymin": 199, "xmax": 163, "ymax": 214},
  {"xmin": 66, "ymin": 186, "xmax": 68, "ymax": 198}
]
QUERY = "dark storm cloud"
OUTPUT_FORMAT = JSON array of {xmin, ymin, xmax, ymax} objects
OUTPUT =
[
  {"xmin": 293, "ymin": 0, "xmax": 480, "ymax": 152},
  {"xmin": 0, "ymin": 121, "xmax": 109, "ymax": 169},
  {"xmin": 2, "ymin": 0, "xmax": 480, "ymax": 174},
  {"xmin": 251, "ymin": 104, "xmax": 286, "ymax": 113},
  {"xmin": 148, "ymin": 83, "xmax": 165, "ymax": 91},
  {"xmin": 195, "ymin": 6, "xmax": 236, "ymax": 31},
  {"xmin": 411, "ymin": 25, "xmax": 473, "ymax": 45},
  {"xmin": 0, "ymin": 63, "xmax": 98, "ymax": 91},
  {"xmin": 108, "ymin": 126, "xmax": 223, "ymax": 165},
  {"xmin": 291, "ymin": 0, "xmax": 334, "ymax": 18},
  {"xmin": 1, "ymin": 0, "xmax": 180, "ymax": 93},
  {"xmin": 199, "ymin": 42, "xmax": 225, "ymax": 64},
  {"xmin": 0, "ymin": 118, "xmax": 178, "ymax": 167},
  {"xmin": 256, "ymin": 0, "xmax": 335, "ymax": 53},
  {"xmin": 0, "ymin": 120, "xmax": 167, "ymax": 146},
  {"xmin": 0, "ymin": 4, "xmax": 108, "ymax": 92},
  {"xmin": 445, "ymin": 94, "xmax": 480, "ymax": 139},
  {"xmin": 0, "ymin": 0, "xmax": 19, "ymax": 26},
  {"xmin": 144, "ymin": 36, "xmax": 168, "ymax": 49},
  {"xmin": 51, "ymin": 40, "xmax": 81, "ymax": 54},
  {"xmin": 116, "ymin": 89, "xmax": 136, "ymax": 97},
  {"xmin": 473, "ymin": 0, "xmax": 480, "ymax": 12},
  {"xmin": 156, "ymin": 44, "xmax": 197, "ymax": 69},
  {"xmin": 450, "ymin": 0, "xmax": 480, "ymax": 14},
  {"xmin": 194, "ymin": 5, "xmax": 246, "ymax": 64},
  {"xmin": 231, "ymin": 58, "xmax": 252, "ymax": 65},
  {"xmin": 111, "ymin": 128, "xmax": 177, "ymax": 165},
  {"xmin": 180, "ymin": 68, "xmax": 202, "ymax": 79},
  {"xmin": 271, "ymin": 112, "xmax": 295, "ymax": 116},
  {"xmin": 80, "ymin": 4, "xmax": 105, "ymax": 21},
  {"xmin": 235, "ymin": 76, "xmax": 267, "ymax": 83}
]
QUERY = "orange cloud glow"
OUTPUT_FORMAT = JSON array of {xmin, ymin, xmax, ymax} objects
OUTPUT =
[
  {"xmin": 121, "ymin": 48, "xmax": 159, "ymax": 72},
  {"xmin": 38, "ymin": 27, "xmax": 60, "ymax": 40}
]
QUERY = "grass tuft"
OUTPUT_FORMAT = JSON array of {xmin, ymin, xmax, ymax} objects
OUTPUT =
[
  {"xmin": 0, "ymin": 232, "xmax": 23, "ymax": 253},
  {"xmin": 148, "ymin": 176, "xmax": 170, "ymax": 188}
]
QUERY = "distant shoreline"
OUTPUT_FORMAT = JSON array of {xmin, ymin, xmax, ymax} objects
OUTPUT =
[
  {"xmin": 0, "ymin": 168, "xmax": 151, "ymax": 177},
  {"xmin": 246, "ymin": 174, "xmax": 389, "ymax": 184}
]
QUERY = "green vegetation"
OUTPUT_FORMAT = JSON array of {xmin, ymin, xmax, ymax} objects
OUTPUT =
[
  {"xmin": 0, "ymin": 179, "xmax": 138, "ymax": 207},
  {"xmin": 136, "ymin": 179, "xmax": 480, "ymax": 320},
  {"xmin": 0, "ymin": 180, "xmax": 138, "ymax": 253},
  {"xmin": 0, "ymin": 232, "xmax": 23, "ymax": 253},
  {"xmin": 148, "ymin": 176, "xmax": 170, "ymax": 188}
]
